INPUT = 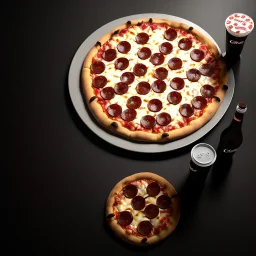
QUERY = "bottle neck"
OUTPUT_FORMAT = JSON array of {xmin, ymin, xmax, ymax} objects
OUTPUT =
[
  {"xmin": 232, "ymin": 110, "xmax": 244, "ymax": 124},
  {"xmin": 233, "ymin": 103, "xmax": 247, "ymax": 125}
]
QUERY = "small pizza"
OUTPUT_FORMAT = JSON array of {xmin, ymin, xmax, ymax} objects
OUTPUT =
[
  {"xmin": 105, "ymin": 172, "xmax": 180, "ymax": 245},
  {"xmin": 81, "ymin": 18, "xmax": 228, "ymax": 142}
]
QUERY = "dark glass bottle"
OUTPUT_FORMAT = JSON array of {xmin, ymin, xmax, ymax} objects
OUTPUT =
[
  {"xmin": 211, "ymin": 102, "xmax": 247, "ymax": 184},
  {"xmin": 216, "ymin": 102, "xmax": 247, "ymax": 156}
]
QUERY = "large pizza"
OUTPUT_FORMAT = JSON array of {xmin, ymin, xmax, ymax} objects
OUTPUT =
[
  {"xmin": 106, "ymin": 172, "xmax": 180, "ymax": 245},
  {"xmin": 81, "ymin": 18, "xmax": 228, "ymax": 142}
]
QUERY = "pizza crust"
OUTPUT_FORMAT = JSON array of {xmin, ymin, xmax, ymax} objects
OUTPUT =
[
  {"xmin": 105, "ymin": 172, "xmax": 180, "ymax": 246},
  {"xmin": 81, "ymin": 18, "xmax": 228, "ymax": 143}
]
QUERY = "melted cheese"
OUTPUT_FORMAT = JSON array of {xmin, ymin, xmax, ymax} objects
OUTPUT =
[
  {"xmin": 93, "ymin": 25, "xmax": 220, "ymax": 130},
  {"xmin": 113, "ymin": 180, "xmax": 170, "ymax": 234}
]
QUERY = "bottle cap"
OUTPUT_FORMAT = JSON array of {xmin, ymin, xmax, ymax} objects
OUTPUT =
[
  {"xmin": 237, "ymin": 102, "xmax": 247, "ymax": 113},
  {"xmin": 191, "ymin": 143, "xmax": 217, "ymax": 167},
  {"xmin": 239, "ymin": 102, "xmax": 247, "ymax": 109}
]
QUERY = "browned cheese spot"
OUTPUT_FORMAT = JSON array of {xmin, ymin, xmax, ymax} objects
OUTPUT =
[
  {"xmin": 162, "ymin": 133, "xmax": 169, "ymax": 138},
  {"xmin": 111, "ymin": 122, "xmax": 118, "ymax": 128},
  {"xmin": 106, "ymin": 213, "xmax": 115, "ymax": 218},
  {"xmin": 213, "ymin": 96, "xmax": 221, "ymax": 102},
  {"xmin": 89, "ymin": 96, "xmax": 97, "ymax": 103}
]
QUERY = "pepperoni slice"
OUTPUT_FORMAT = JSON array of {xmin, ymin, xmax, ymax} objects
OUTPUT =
[
  {"xmin": 140, "ymin": 115, "xmax": 156, "ymax": 129},
  {"xmin": 154, "ymin": 67, "xmax": 168, "ymax": 80},
  {"xmin": 126, "ymin": 96, "xmax": 142, "ymax": 109},
  {"xmin": 159, "ymin": 42, "xmax": 173, "ymax": 55},
  {"xmin": 148, "ymin": 99, "xmax": 162, "ymax": 112},
  {"xmin": 156, "ymin": 112, "xmax": 172, "ymax": 126},
  {"xmin": 199, "ymin": 64, "xmax": 214, "ymax": 76},
  {"xmin": 137, "ymin": 221, "xmax": 153, "ymax": 236},
  {"xmin": 190, "ymin": 49, "xmax": 205, "ymax": 62},
  {"xmin": 100, "ymin": 87, "xmax": 115, "ymax": 100},
  {"xmin": 146, "ymin": 182, "xmax": 160, "ymax": 197},
  {"xmin": 107, "ymin": 104, "xmax": 122, "ymax": 117},
  {"xmin": 164, "ymin": 28, "xmax": 177, "ymax": 41},
  {"xmin": 192, "ymin": 96, "xmax": 208, "ymax": 109},
  {"xmin": 117, "ymin": 41, "xmax": 131, "ymax": 53},
  {"xmin": 179, "ymin": 104, "xmax": 194, "ymax": 117},
  {"xmin": 150, "ymin": 53, "xmax": 165, "ymax": 65},
  {"xmin": 156, "ymin": 195, "xmax": 172, "ymax": 209},
  {"xmin": 118, "ymin": 211, "xmax": 133, "ymax": 226},
  {"xmin": 115, "ymin": 58, "xmax": 129, "ymax": 70},
  {"xmin": 152, "ymin": 80, "xmax": 166, "ymax": 93},
  {"xmin": 136, "ymin": 32, "xmax": 149, "ymax": 44},
  {"xmin": 102, "ymin": 49, "xmax": 117, "ymax": 61},
  {"xmin": 170, "ymin": 77, "xmax": 185, "ymax": 90},
  {"xmin": 90, "ymin": 61, "xmax": 105, "ymax": 74},
  {"xmin": 123, "ymin": 184, "xmax": 138, "ymax": 198},
  {"xmin": 178, "ymin": 38, "xmax": 192, "ymax": 50},
  {"xmin": 92, "ymin": 76, "xmax": 107, "ymax": 88},
  {"xmin": 114, "ymin": 82, "xmax": 128, "ymax": 95},
  {"xmin": 186, "ymin": 68, "xmax": 201, "ymax": 82},
  {"xmin": 120, "ymin": 72, "xmax": 135, "ymax": 84},
  {"xmin": 167, "ymin": 91, "xmax": 182, "ymax": 105},
  {"xmin": 136, "ymin": 81, "xmax": 151, "ymax": 95},
  {"xmin": 168, "ymin": 57, "xmax": 182, "ymax": 70},
  {"xmin": 200, "ymin": 84, "xmax": 215, "ymax": 98},
  {"xmin": 137, "ymin": 47, "xmax": 152, "ymax": 60},
  {"xmin": 131, "ymin": 196, "xmax": 145, "ymax": 210},
  {"xmin": 133, "ymin": 63, "xmax": 147, "ymax": 76},
  {"xmin": 144, "ymin": 204, "xmax": 159, "ymax": 219},
  {"xmin": 121, "ymin": 109, "xmax": 137, "ymax": 122}
]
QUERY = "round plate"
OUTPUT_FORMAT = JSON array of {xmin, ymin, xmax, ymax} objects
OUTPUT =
[{"xmin": 68, "ymin": 13, "xmax": 234, "ymax": 153}]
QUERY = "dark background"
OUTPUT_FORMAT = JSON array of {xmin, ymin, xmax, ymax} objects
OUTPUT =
[{"xmin": 7, "ymin": 0, "xmax": 256, "ymax": 255}]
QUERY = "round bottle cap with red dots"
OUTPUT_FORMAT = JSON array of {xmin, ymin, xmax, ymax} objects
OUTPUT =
[{"xmin": 225, "ymin": 13, "xmax": 254, "ymax": 37}]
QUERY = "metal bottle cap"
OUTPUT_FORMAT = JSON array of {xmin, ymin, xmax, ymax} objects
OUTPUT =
[
  {"xmin": 191, "ymin": 143, "xmax": 217, "ymax": 167},
  {"xmin": 236, "ymin": 102, "xmax": 247, "ymax": 113}
]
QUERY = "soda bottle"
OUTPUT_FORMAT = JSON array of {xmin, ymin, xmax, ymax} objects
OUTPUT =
[
  {"xmin": 211, "ymin": 102, "xmax": 247, "ymax": 184},
  {"xmin": 216, "ymin": 102, "xmax": 247, "ymax": 156}
]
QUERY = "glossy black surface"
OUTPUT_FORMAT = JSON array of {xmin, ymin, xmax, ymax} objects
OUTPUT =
[{"xmin": 7, "ymin": 1, "xmax": 256, "ymax": 255}]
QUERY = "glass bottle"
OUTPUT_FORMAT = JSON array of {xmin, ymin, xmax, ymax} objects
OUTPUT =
[
  {"xmin": 211, "ymin": 102, "xmax": 247, "ymax": 184},
  {"xmin": 216, "ymin": 102, "xmax": 247, "ymax": 156}
]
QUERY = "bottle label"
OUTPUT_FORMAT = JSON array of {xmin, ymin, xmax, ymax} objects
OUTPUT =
[
  {"xmin": 230, "ymin": 40, "xmax": 245, "ymax": 45},
  {"xmin": 233, "ymin": 116, "xmax": 242, "ymax": 122},
  {"xmin": 189, "ymin": 165, "xmax": 198, "ymax": 172},
  {"xmin": 223, "ymin": 148, "xmax": 238, "ymax": 153}
]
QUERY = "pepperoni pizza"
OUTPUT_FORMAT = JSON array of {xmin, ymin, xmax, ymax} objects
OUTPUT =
[
  {"xmin": 106, "ymin": 172, "xmax": 180, "ymax": 245},
  {"xmin": 82, "ymin": 18, "xmax": 228, "ymax": 142}
]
